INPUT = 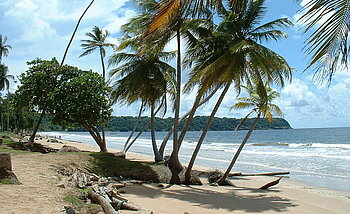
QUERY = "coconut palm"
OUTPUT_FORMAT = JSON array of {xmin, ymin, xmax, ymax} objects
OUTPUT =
[
  {"xmin": 217, "ymin": 81, "xmax": 283, "ymax": 185},
  {"xmin": 298, "ymin": 0, "xmax": 350, "ymax": 83},
  {"xmin": 0, "ymin": 64, "xmax": 14, "ymax": 91},
  {"xmin": 0, "ymin": 64, "xmax": 14, "ymax": 131},
  {"xmin": 109, "ymin": 50, "xmax": 176, "ymax": 162},
  {"xmin": 183, "ymin": 0, "xmax": 293, "ymax": 183},
  {"xmin": 0, "ymin": 35, "xmax": 12, "ymax": 64},
  {"xmin": 80, "ymin": 26, "xmax": 115, "ymax": 152}
]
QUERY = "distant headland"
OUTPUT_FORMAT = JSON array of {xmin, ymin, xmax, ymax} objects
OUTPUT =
[{"xmin": 40, "ymin": 116, "xmax": 292, "ymax": 132}]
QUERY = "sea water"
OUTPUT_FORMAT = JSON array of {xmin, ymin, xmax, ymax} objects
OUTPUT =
[{"xmin": 40, "ymin": 127, "xmax": 350, "ymax": 192}]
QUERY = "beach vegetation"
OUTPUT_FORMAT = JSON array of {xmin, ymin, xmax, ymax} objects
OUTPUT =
[
  {"xmin": 80, "ymin": 26, "xmax": 115, "ymax": 149},
  {"xmin": 183, "ymin": 0, "xmax": 292, "ymax": 183},
  {"xmin": 217, "ymin": 81, "xmax": 283, "ymax": 185},
  {"xmin": 89, "ymin": 152, "xmax": 160, "ymax": 182},
  {"xmin": 109, "ymin": 49, "xmax": 176, "ymax": 161},
  {"xmin": 13, "ymin": 58, "xmax": 61, "ymax": 142},
  {"xmin": 14, "ymin": 58, "xmax": 111, "ymax": 152}
]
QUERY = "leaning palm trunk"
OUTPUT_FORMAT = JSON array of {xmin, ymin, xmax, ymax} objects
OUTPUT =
[
  {"xmin": 184, "ymin": 82, "xmax": 231, "ymax": 183},
  {"xmin": 151, "ymin": 104, "xmax": 163, "ymax": 162},
  {"xmin": 159, "ymin": 86, "xmax": 220, "ymax": 157},
  {"xmin": 217, "ymin": 113, "xmax": 261, "ymax": 185},
  {"xmin": 124, "ymin": 101, "xmax": 163, "ymax": 153},
  {"xmin": 123, "ymin": 102, "xmax": 144, "ymax": 151},
  {"xmin": 168, "ymin": 28, "xmax": 184, "ymax": 184},
  {"xmin": 61, "ymin": 0, "xmax": 95, "ymax": 65},
  {"xmin": 235, "ymin": 110, "xmax": 254, "ymax": 131}
]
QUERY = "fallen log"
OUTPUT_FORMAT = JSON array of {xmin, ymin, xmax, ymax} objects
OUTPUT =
[
  {"xmin": 229, "ymin": 172, "xmax": 290, "ymax": 177},
  {"xmin": 88, "ymin": 190, "xmax": 119, "ymax": 214},
  {"xmin": 111, "ymin": 198, "xmax": 141, "ymax": 211},
  {"xmin": 259, "ymin": 177, "xmax": 283, "ymax": 190}
]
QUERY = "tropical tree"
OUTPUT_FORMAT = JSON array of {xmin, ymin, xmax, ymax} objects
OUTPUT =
[
  {"xmin": 0, "ymin": 64, "xmax": 14, "ymax": 91},
  {"xmin": 109, "ymin": 50, "xmax": 176, "ymax": 162},
  {"xmin": 0, "ymin": 35, "xmax": 12, "ymax": 64},
  {"xmin": 148, "ymin": 0, "xmax": 220, "ymax": 183},
  {"xmin": 183, "ymin": 0, "xmax": 293, "ymax": 183},
  {"xmin": 217, "ymin": 81, "xmax": 283, "ymax": 185},
  {"xmin": 298, "ymin": 0, "xmax": 350, "ymax": 83},
  {"xmin": 80, "ymin": 25, "xmax": 115, "ymax": 150},
  {"xmin": 0, "ymin": 64, "xmax": 14, "ymax": 131},
  {"xmin": 48, "ymin": 67, "xmax": 111, "ymax": 151}
]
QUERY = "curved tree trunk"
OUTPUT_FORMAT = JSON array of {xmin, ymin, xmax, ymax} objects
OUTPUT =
[
  {"xmin": 184, "ymin": 82, "xmax": 231, "ymax": 183},
  {"xmin": 124, "ymin": 100, "xmax": 163, "ymax": 153},
  {"xmin": 29, "ymin": 108, "xmax": 46, "ymax": 143},
  {"xmin": 61, "ymin": 0, "xmax": 95, "ymax": 65},
  {"xmin": 80, "ymin": 122, "xmax": 106, "ymax": 152},
  {"xmin": 151, "ymin": 104, "xmax": 163, "ymax": 162},
  {"xmin": 159, "ymin": 86, "xmax": 220, "ymax": 157},
  {"xmin": 217, "ymin": 113, "xmax": 261, "ymax": 185},
  {"xmin": 123, "ymin": 102, "xmax": 144, "ymax": 151},
  {"xmin": 168, "ymin": 28, "xmax": 183, "ymax": 184}
]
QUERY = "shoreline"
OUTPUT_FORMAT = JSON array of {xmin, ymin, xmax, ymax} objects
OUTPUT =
[
  {"xmin": 36, "ymin": 134, "xmax": 350, "ymax": 198},
  {"xmin": 31, "ymin": 134, "xmax": 350, "ymax": 213}
]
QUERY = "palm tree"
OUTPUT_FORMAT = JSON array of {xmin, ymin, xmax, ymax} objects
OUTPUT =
[
  {"xmin": 0, "ymin": 35, "xmax": 12, "ymax": 64},
  {"xmin": 298, "ymin": 0, "xmax": 350, "ymax": 83},
  {"xmin": 217, "ymin": 81, "xmax": 283, "ymax": 185},
  {"xmin": 0, "ymin": 64, "xmax": 14, "ymax": 91},
  {"xmin": 109, "ymin": 50, "xmax": 176, "ymax": 162},
  {"xmin": 80, "ymin": 26, "xmax": 115, "ymax": 152},
  {"xmin": 183, "ymin": 0, "xmax": 293, "ymax": 183},
  {"xmin": 0, "ymin": 64, "xmax": 14, "ymax": 131}
]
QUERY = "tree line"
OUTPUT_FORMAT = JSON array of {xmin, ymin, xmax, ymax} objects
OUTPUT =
[{"xmin": 38, "ymin": 116, "xmax": 292, "ymax": 132}]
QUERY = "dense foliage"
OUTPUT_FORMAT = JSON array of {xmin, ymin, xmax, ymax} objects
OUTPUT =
[{"xmin": 39, "ymin": 115, "xmax": 291, "ymax": 132}]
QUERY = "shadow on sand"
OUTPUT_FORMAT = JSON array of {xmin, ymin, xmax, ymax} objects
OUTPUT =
[{"xmin": 125, "ymin": 184, "xmax": 298, "ymax": 213}]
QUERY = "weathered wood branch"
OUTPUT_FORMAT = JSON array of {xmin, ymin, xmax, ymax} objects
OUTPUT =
[
  {"xmin": 259, "ymin": 177, "xmax": 283, "ymax": 190},
  {"xmin": 88, "ymin": 190, "xmax": 119, "ymax": 214},
  {"xmin": 229, "ymin": 172, "xmax": 290, "ymax": 177}
]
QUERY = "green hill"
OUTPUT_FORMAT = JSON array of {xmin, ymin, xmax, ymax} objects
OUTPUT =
[{"xmin": 40, "ymin": 116, "xmax": 292, "ymax": 132}]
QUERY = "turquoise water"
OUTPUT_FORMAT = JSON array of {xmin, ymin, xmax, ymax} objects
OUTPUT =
[{"xmin": 41, "ymin": 127, "xmax": 350, "ymax": 191}]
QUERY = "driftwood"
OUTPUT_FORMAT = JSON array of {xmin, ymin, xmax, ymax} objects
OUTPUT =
[
  {"xmin": 88, "ymin": 190, "xmax": 119, "ymax": 214},
  {"xmin": 111, "ymin": 198, "xmax": 141, "ymax": 211},
  {"xmin": 259, "ymin": 177, "xmax": 283, "ymax": 190},
  {"xmin": 229, "ymin": 172, "xmax": 289, "ymax": 177}
]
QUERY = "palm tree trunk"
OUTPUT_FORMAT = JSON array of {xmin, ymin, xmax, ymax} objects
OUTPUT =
[
  {"xmin": 168, "ymin": 28, "xmax": 183, "ymax": 184},
  {"xmin": 6, "ymin": 90, "xmax": 9, "ymax": 131},
  {"xmin": 99, "ymin": 47, "xmax": 107, "ymax": 153},
  {"xmin": 184, "ymin": 82, "xmax": 231, "ymax": 183},
  {"xmin": 217, "ymin": 113, "xmax": 261, "ymax": 185},
  {"xmin": 123, "ymin": 102, "xmax": 144, "ymax": 151},
  {"xmin": 124, "ymin": 100, "xmax": 163, "ymax": 153},
  {"xmin": 1, "ymin": 112, "xmax": 3, "ymax": 131},
  {"xmin": 235, "ymin": 110, "xmax": 254, "ymax": 131},
  {"xmin": 151, "ymin": 104, "xmax": 163, "ymax": 162},
  {"xmin": 159, "ymin": 86, "xmax": 220, "ymax": 157},
  {"xmin": 61, "ymin": 0, "xmax": 95, "ymax": 65},
  {"xmin": 29, "ymin": 108, "xmax": 46, "ymax": 143}
]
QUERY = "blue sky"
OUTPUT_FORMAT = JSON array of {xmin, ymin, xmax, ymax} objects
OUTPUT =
[{"xmin": 1, "ymin": 0, "xmax": 349, "ymax": 129}]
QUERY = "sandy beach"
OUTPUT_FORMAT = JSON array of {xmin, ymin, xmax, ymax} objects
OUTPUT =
[{"xmin": 26, "ymin": 135, "xmax": 350, "ymax": 214}]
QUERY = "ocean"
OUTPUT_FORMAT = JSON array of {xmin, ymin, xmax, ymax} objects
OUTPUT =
[{"xmin": 40, "ymin": 127, "xmax": 350, "ymax": 192}]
